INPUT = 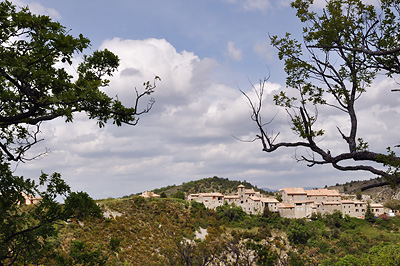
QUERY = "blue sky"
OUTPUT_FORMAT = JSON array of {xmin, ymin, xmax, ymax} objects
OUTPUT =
[{"xmin": 9, "ymin": 0, "xmax": 400, "ymax": 199}]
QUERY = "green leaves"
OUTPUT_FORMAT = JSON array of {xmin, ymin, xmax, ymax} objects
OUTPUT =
[{"xmin": 0, "ymin": 1, "xmax": 158, "ymax": 161}]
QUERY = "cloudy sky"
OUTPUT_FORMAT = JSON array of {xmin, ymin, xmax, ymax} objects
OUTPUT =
[{"xmin": 9, "ymin": 0, "xmax": 400, "ymax": 199}]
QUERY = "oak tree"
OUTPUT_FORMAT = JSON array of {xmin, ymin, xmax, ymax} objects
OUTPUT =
[{"xmin": 0, "ymin": 1, "xmax": 157, "ymax": 264}]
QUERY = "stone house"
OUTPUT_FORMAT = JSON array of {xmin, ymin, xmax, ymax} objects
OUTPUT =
[
  {"xmin": 188, "ymin": 185, "xmax": 277, "ymax": 215},
  {"xmin": 370, "ymin": 203, "xmax": 385, "ymax": 217},
  {"xmin": 280, "ymin": 188, "xmax": 385, "ymax": 219},
  {"xmin": 140, "ymin": 191, "xmax": 161, "ymax": 198},
  {"xmin": 280, "ymin": 187, "xmax": 307, "ymax": 204},
  {"xmin": 187, "ymin": 192, "xmax": 224, "ymax": 209},
  {"xmin": 22, "ymin": 193, "xmax": 42, "ymax": 205},
  {"xmin": 187, "ymin": 185, "xmax": 385, "ymax": 219}
]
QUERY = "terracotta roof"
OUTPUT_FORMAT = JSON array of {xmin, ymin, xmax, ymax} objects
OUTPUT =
[
  {"xmin": 370, "ymin": 204, "xmax": 384, "ymax": 208},
  {"xmin": 245, "ymin": 188, "xmax": 258, "ymax": 194},
  {"xmin": 305, "ymin": 188, "xmax": 341, "ymax": 196},
  {"xmin": 281, "ymin": 187, "xmax": 306, "ymax": 195},
  {"xmin": 279, "ymin": 203, "xmax": 294, "ymax": 208},
  {"xmin": 354, "ymin": 201, "xmax": 366, "ymax": 205},
  {"xmin": 341, "ymin": 200, "xmax": 355, "ymax": 204},
  {"xmin": 260, "ymin": 198, "xmax": 279, "ymax": 203},
  {"xmin": 199, "ymin": 193, "xmax": 224, "ymax": 197},
  {"xmin": 238, "ymin": 184, "xmax": 245, "ymax": 188},
  {"xmin": 224, "ymin": 195, "xmax": 240, "ymax": 199},
  {"xmin": 249, "ymin": 196, "xmax": 261, "ymax": 201}
]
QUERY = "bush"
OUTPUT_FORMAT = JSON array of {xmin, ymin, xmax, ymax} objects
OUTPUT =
[
  {"xmin": 287, "ymin": 220, "xmax": 312, "ymax": 245},
  {"xmin": 365, "ymin": 203, "xmax": 375, "ymax": 223},
  {"xmin": 172, "ymin": 191, "xmax": 185, "ymax": 200},
  {"xmin": 216, "ymin": 203, "xmax": 246, "ymax": 223}
]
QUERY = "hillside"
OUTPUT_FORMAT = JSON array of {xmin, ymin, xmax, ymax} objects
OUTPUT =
[
  {"xmin": 152, "ymin": 176, "xmax": 275, "ymax": 197},
  {"xmin": 49, "ymin": 194, "xmax": 400, "ymax": 265},
  {"xmin": 328, "ymin": 177, "xmax": 400, "ymax": 203}
]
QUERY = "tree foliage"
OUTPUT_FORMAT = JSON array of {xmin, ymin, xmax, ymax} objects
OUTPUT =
[
  {"xmin": 364, "ymin": 202, "xmax": 376, "ymax": 223},
  {"xmin": 243, "ymin": 0, "xmax": 400, "ymax": 188},
  {"xmin": 0, "ymin": 1, "xmax": 158, "ymax": 264},
  {"xmin": 0, "ymin": 0, "xmax": 158, "ymax": 162}
]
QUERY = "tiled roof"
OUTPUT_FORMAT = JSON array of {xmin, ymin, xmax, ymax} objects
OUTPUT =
[
  {"xmin": 200, "ymin": 193, "xmax": 224, "ymax": 197},
  {"xmin": 260, "ymin": 198, "xmax": 279, "ymax": 203},
  {"xmin": 281, "ymin": 187, "xmax": 306, "ymax": 195},
  {"xmin": 279, "ymin": 203, "xmax": 294, "ymax": 208},
  {"xmin": 305, "ymin": 188, "xmax": 341, "ymax": 196},
  {"xmin": 245, "ymin": 188, "xmax": 258, "ymax": 194},
  {"xmin": 224, "ymin": 195, "xmax": 240, "ymax": 199},
  {"xmin": 370, "ymin": 204, "xmax": 384, "ymax": 208},
  {"xmin": 341, "ymin": 200, "xmax": 355, "ymax": 204},
  {"xmin": 248, "ymin": 196, "xmax": 261, "ymax": 201}
]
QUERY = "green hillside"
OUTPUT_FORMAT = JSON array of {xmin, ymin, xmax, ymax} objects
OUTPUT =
[
  {"xmin": 152, "ymin": 176, "xmax": 273, "ymax": 196},
  {"xmin": 47, "ymin": 195, "xmax": 400, "ymax": 265},
  {"xmin": 328, "ymin": 177, "xmax": 400, "ymax": 203}
]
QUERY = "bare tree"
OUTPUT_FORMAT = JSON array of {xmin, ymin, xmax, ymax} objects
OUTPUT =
[{"xmin": 243, "ymin": 0, "xmax": 400, "ymax": 189}]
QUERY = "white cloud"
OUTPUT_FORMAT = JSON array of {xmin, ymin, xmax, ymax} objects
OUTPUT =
[
  {"xmin": 11, "ymin": 0, "xmax": 61, "ymax": 19},
  {"xmin": 226, "ymin": 41, "xmax": 243, "ymax": 61},
  {"xmin": 243, "ymin": 0, "xmax": 272, "ymax": 12},
  {"xmin": 222, "ymin": 0, "xmax": 275, "ymax": 12}
]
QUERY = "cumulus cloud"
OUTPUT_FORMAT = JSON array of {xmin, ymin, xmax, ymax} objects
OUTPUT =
[
  {"xmin": 226, "ymin": 41, "xmax": 243, "ymax": 61},
  {"xmin": 15, "ymin": 38, "xmax": 270, "ymax": 198},
  {"xmin": 12, "ymin": 35, "xmax": 400, "ymax": 199}
]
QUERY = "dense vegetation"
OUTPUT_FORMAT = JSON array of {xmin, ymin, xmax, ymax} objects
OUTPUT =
[
  {"xmin": 151, "ymin": 176, "xmax": 274, "ymax": 197},
  {"xmin": 42, "ymin": 196, "xmax": 400, "ymax": 265}
]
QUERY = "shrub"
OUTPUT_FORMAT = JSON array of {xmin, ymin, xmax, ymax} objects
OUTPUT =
[{"xmin": 287, "ymin": 220, "xmax": 312, "ymax": 245}]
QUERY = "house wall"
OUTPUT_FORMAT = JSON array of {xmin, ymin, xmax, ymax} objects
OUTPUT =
[{"xmin": 279, "ymin": 207, "xmax": 295, "ymax": 218}]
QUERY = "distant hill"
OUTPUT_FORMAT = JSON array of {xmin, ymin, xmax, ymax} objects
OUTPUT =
[
  {"xmin": 152, "ymin": 176, "xmax": 274, "ymax": 196},
  {"xmin": 328, "ymin": 176, "xmax": 400, "ymax": 203}
]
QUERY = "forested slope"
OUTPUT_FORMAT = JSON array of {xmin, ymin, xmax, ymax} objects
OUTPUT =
[
  {"xmin": 47, "ymin": 195, "xmax": 400, "ymax": 265},
  {"xmin": 151, "ymin": 176, "xmax": 273, "ymax": 197}
]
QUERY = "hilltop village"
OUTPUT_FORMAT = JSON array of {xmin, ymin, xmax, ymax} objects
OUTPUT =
[{"xmin": 183, "ymin": 185, "xmax": 386, "ymax": 219}]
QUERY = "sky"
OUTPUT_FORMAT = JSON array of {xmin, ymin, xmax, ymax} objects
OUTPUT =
[{"xmin": 8, "ymin": 0, "xmax": 400, "ymax": 199}]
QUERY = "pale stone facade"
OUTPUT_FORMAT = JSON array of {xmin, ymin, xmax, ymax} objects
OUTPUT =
[
  {"xmin": 188, "ymin": 185, "xmax": 279, "ymax": 215},
  {"xmin": 187, "ymin": 192, "xmax": 224, "ymax": 209},
  {"xmin": 140, "ymin": 191, "xmax": 161, "ymax": 198},
  {"xmin": 21, "ymin": 193, "xmax": 42, "ymax": 205},
  {"xmin": 187, "ymin": 186, "xmax": 385, "ymax": 219},
  {"xmin": 279, "ymin": 188, "xmax": 385, "ymax": 219}
]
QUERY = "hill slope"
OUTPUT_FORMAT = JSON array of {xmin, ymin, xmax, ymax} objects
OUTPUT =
[
  {"xmin": 51, "ymin": 194, "xmax": 400, "ymax": 265},
  {"xmin": 152, "ymin": 176, "xmax": 274, "ymax": 196},
  {"xmin": 328, "ymin": 177, "xmax": 400, "ymax": 202}
]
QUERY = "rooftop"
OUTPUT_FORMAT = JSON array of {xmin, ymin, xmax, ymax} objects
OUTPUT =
[{"xmin": 281, "ymin": 187, "xmax": 306, "ymax": 195}]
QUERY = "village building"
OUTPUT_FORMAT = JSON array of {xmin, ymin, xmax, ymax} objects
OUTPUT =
[
  {"xmin": 278, "ymin": 188, "xmax": 385, "ymax": 219},
  {"xmin": 188, "ymin": 185, "xmax": 278, "ymax": 214},
  {"xmin": 21, "ymin": 193, "xmax": 42, "ymax": 205},
  {"xmin": 187, "ymin": 192, "xmax": 224, "ymax": 209},
  {"xmin": 140, "ymin": 190, "xmax": 161, "ymax": 198},
  {"xmin": 187, "ymin": 185, "xmax": 386, "ymax": 220}
]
